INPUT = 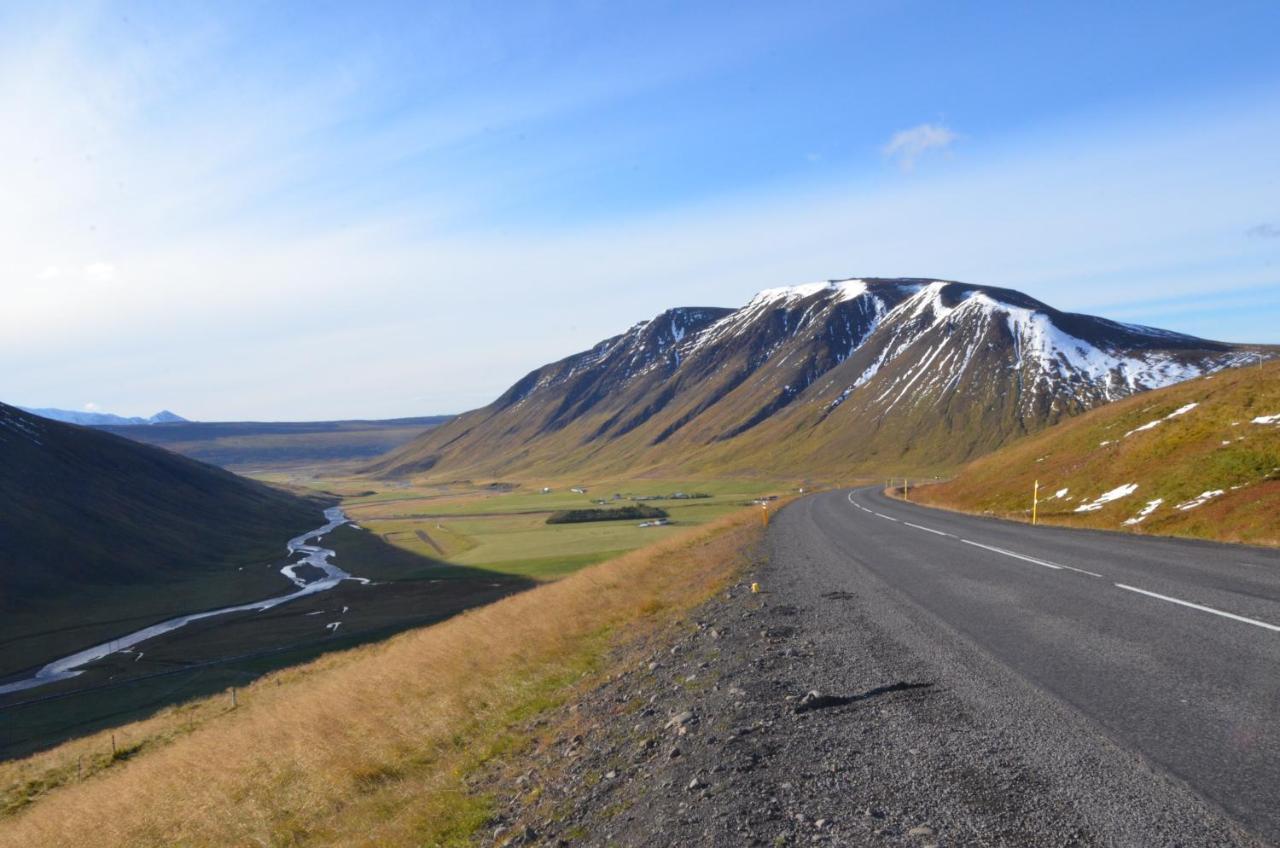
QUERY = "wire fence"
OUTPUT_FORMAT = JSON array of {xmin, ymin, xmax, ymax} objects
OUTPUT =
[{"xmin": 0, "ymin": 607, "xmax": 463, "ymax": 760}]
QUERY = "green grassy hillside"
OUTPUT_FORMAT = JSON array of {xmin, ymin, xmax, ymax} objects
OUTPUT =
[
  {"xmin": 0, "ymin": 403, "xmax": 327, "ymax": 678},
  {"xmin": 913, "ymin": 361, "xmax": 1280, "ymax": 545}
]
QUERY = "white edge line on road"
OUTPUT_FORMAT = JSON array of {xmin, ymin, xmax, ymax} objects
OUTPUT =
[
  {"xmin": 904, "ymin": 521, "xmax": 951, "ymax": 537},
  {"xmin": 1115, "ymin": 583, "xmax": 1280, "ymax": 633},
  {"xmin": 874, "ymin": 512, "xmax": 899, "ymax": 522}
]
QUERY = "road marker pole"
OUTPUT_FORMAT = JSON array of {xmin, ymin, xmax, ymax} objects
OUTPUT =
[{"xmin": 1032, "ymin": 479, "xmax": 1039, "ymax": 526}]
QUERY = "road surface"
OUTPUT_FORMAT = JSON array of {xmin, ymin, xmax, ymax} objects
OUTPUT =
[{"xmin": 780, "ymin": 487, "xmax": 1280, "ymax": 842}]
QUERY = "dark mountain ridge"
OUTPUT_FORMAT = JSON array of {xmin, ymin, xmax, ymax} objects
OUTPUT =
[{"xmin": 0, "ymin": 402, "xmax": 325, "ymax": 677}]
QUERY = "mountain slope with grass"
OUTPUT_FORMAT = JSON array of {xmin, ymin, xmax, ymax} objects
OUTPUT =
[
  {"xmin": 912, "ymin": 360, "xmax": 1280, "ymax": 545},
  {"xmin": 0, "ymin": 509, "xmax": 761, "ymax": 847},
  {"xmin": 373, "ymin": 278, "xmax": 1267, "ymax": 479},
  {"xmin": 0, "ymin": 402, "xmax": 326, "ymax": 677}
]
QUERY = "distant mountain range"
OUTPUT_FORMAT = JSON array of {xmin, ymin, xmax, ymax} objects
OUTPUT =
[
  {"xmin": 21, "ymin": 407, "xmax": 188, "ymax": 426},
  {"xmin": 103, "ymin": 415, "xmax": 453, "ymax": 472},
  {"xmin": 372, "ymin": 278, "xmax": 1272, "ymax": 479}
]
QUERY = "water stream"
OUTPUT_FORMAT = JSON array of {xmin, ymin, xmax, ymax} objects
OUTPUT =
[{"xmin": 0, "ymin": 507, "xmax": 366, "ymax": 696}]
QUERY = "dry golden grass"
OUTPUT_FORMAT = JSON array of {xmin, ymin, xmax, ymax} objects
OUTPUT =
[
  {"xmin": 913, "ymin": 361, "xmax": 1280, "ymax": 545},
  {"xmin": 0, "ymin": 508, "xmax": 760, "ymax": 847}
]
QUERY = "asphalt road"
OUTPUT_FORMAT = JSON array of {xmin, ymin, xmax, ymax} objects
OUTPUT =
[{"xmin": 784, "ymin": 487, "xmax": 1280, "ymax": 843}]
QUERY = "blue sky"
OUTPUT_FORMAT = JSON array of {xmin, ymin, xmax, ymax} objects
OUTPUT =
[{"xmin": 2, "ymin": 1, "xmax": 1278, "ymax": 419}]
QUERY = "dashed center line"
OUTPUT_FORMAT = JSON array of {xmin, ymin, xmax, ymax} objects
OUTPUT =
[
  {"xmin": 958, "ymin": 539, "xmax": 1104, "ymax": 578},
  {"xmin": 960, "ymin": 538, "xmax": 1063, "ymax": 570},
  {"xmin": 842, "ymin": 490, "xmax": 1274, "ymax": 638},
  {"xmin": 1115, "ymin": 584, "xmax": 1280, "ymax": 633},
  {"xmin": 904, "ymin": 521, "xmax": 951, "ymax": 537}
]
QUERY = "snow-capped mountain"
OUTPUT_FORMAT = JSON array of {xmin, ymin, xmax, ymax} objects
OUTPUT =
[
  {"xmin": 374, "ymin": 278, "xmax": 1269, "ymax": 477},
  {"xmin": 21, "ymin": 407, "xmax": 189, "ymax": 427}
]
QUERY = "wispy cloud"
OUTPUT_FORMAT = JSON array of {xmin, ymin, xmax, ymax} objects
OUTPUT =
[
  {"xmin": 882, "ymin": 123, "xmax": 958, "ymax": 171},
  {"xmin": 1, "ymin": 8, "xmax": 1277, "ymax": 419},
  {"xmin": 83, "ymin": 262, "xmax": 117, "ymax": 282},
  {"xmin": 1247, "ymin": 223, "xmax": 1280, "ymax": 239}
]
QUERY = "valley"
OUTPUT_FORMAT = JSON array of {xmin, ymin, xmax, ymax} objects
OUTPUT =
[
  {"xmin": 8, "ymin": 8, "xmax": 1280, "ymax": 844},
  {"xmin": 2, "ymin": 279, "xmax": 1276, "ymax": 846},
  {"xmin": 0, "ymin": 465, "xmax": 780, "ymax": 758}
]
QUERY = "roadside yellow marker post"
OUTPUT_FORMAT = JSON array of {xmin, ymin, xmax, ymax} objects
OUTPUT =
[
  {"xmin": 761, "ymin": 502, "xmax": 769, "ymax": 526},
  {"xmin": 904, "ymin": 478, "xmax": 909, "ymax": 500},
  {"xmin": 751, "ymin": 582, "xmax": 761, "ymax": 594},
  {"xmin": 1032, "ymin": 479, "xmax": 1040, "ymax": 526}
]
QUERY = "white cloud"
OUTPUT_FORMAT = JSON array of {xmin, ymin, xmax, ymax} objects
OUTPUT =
[
  {"xmin": 82, "ymin": 262, "xmax": 117, "ymax": 282},
  {"xmin": 882, "ymin": 122, "xmax": 958, "ymax": 171},
  {"xmin": 83, "ymin": 402, "xmax": 99, "ymax": 411}
]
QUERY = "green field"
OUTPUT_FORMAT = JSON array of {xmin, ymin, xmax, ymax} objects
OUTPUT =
[{"xmin": 325, "ymin": 477, "xmax": 787, "ymax": 581}]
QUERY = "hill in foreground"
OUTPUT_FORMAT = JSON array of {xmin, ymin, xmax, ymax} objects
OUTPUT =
[
  {"xmin": 372, "ymin": 278, "xmax": 1268, "ymax": 480},
  {"xmin": 913, "ymin": 360, "xmax": 1280, "ymax": 545},
  {"xmin": 0, "ymin": 402, "xmax": 326, "ymax": 678}
]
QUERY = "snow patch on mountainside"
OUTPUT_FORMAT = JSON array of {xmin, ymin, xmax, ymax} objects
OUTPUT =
[
  {"xmin": 0, "ymin": 407, "xmax": 45, "ymax": 446},
  {"xmin": 1175, "ymin": 490, "xmax": 1224, "ymax": 511},
  {"xmin": 1124, "ymin": 402, "xmax": 1199, "ymax": 438},
  {"xmin": 1123, "ymin": 498, "xmax": 1164, "ymax": 525},
  {"xmin": 1075, "ymin": 483, "xmax": 1138, "ymax": 512}
]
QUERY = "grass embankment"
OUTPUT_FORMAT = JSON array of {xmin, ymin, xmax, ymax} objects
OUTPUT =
[
  {"xmin": 0, "ymin": 507, "xmax": 762, "ymax": 847},
  {"xmin": 913, "ymin": 361, "xmax": 1280, "ymax": 545}
]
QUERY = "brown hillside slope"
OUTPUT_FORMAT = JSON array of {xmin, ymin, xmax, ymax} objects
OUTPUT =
[{"xmin": 913, "ymin": 359, "xmax": 1280, "ymax": 546}]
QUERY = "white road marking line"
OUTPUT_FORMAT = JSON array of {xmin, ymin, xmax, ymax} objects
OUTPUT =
[
  {"xmin": 904, "ymin": 521, "xmax": 951, "ymax": 537},
  {"xmin": 961, "ymin": 539, "xmax": 1062, "ymax": 570},
  {"xmin": 845, "ymin": 490, "xmax": 1102, "ymax": 578},
  {"xmin": 1115, "ymin": 584, "xmax": 1280, "ymax": 633},
  {"xmin": 959, "ymin": 539, "xmax": 1103, "ymax": 577}
]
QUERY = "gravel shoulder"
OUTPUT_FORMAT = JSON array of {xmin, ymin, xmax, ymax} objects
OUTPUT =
[{"xmin": 478, "ymin": 498, "xmax": 1269, "ymax": 847}]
